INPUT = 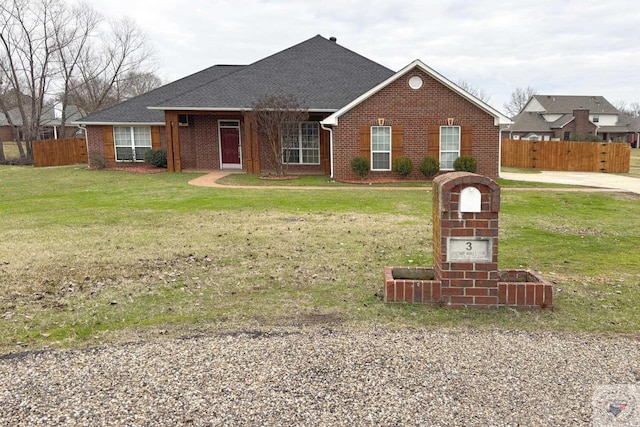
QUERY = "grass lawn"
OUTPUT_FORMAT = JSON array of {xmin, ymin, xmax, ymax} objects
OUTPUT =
[
  {"xmin": 218, "ymin": 171, "xmax": 573, "ymax": 189},
  {"xmin": 1, "ymin": 165, "xmax": 639, "ymax": 353}
]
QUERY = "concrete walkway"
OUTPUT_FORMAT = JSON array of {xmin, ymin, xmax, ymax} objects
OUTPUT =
[
  {"xmin": 501, "ymin": 170, "xmax": 640, "ymax": 194},
  {"xmin": 188, "ymin": 170, "xmax": 640, "ymax": 194}
]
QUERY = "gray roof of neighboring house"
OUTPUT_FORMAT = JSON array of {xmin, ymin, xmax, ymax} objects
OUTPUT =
[
  {"xmin": 532, "ymin": 95, "xmax": 619, "ymax": 114},
  {"xmin": 0, "ymin": 104, "xmax": 82, "ymax": 126},
  {"xmin": 629, "ymin": 116, "xmax": 640, "ymax": 132},
  {"xmin": 506, "ymin": 112, "xmax": 553, "ymax": 132},
  {"xmin": 549, "ymin": 114, "xmax": 574, "ymax": 128},
  {"xmin": 79, "ymin": 35, "xmax": 395, "ymax": 124},
  {"xmin": 79, "ymin": 65, "xmax": 245, "ymax": 124}
]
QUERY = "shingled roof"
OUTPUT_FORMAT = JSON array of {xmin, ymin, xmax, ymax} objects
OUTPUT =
[
  {"xmin": 151, "ymin": 35, "xmax": 394, "ymax": 112},
  {"xmin": 79, "ymin": 35, "xmax": 394, "ymax": 124},
  {"xmin": 79, "ymin": 65, "xmax": 244, "ymax": 124},
  {"xmin": 530, "ymin": 95, "xmax": 619, "ymax": 114},
  {"xmin": 506, "ymin": 112, "xmax": 553, "ymax": 132}
]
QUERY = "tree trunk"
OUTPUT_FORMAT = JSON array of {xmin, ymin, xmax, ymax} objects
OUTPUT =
[{"xmin": 13, "ymin": 131, "xmax": 25, "ymax": 158}]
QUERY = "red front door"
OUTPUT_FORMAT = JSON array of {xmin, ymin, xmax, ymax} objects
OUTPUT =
[{"xmin": 220, "ymin": 125, "xmax": 241, "ymax": 168}]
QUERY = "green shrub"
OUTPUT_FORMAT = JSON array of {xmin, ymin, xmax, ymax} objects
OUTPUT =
[
  {"xmin": 144, "ymin": 149, "xmax": 167, "ymax": 168},
  {"xmin": 351, "ymin": 156, "xmax": 370, "ymax": 178},
  {"xmin": 453, "ymin": 156, "xmax": 478, "ymax": 173},
  {"xmin": 393, "ymin": 156, "xmax": 413, "ymax": 177},
  {"xmin": 419, "ymin": 156, "xmax": 439, "ymax": 179},
  {"xmin": 89, "ymin": 154, "xmax": 106, "ymax": 169}
]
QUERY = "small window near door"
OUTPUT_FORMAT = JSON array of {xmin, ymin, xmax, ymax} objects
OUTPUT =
[
  {"xmin": 178, "ymin": 114, "xmax": 194, "ymax": 126},
  {"xmin": 563, "ymin": 131, "xmax": 571, "ymax": 141}
]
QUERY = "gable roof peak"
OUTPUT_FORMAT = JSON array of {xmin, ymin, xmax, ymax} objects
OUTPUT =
[{"xmin": 322, "ymin": 59, "xmax": 511, "ymax": 126}]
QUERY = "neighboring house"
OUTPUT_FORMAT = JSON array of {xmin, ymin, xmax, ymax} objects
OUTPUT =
[
  {"xmin": 0, "ymin": 104, "xmax": 82, "ymax": 141},
  {"xmin": 503, "ymin": 95, "xmax": 635, "ymax": 142},
  {"xmin": 78, "ymin": 35, "xmax": 511, "ymax": 180},
  {"xmin": 628, "ymin": 116, "xmax": 640, "ymax": 148}
]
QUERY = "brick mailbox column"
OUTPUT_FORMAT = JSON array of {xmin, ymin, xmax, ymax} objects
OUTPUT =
[{"xmin": 432, "ymin": 172, "xmax": 500, "ymax": 308}]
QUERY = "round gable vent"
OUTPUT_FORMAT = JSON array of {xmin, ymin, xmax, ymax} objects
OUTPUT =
[{"xmin": 408, "ymin": 75, "xmax": 423, "ymax": 90}]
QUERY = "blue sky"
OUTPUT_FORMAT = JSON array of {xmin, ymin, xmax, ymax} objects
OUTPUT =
[{"xmin": 92, "ymin": 0, "xmax": 639, "ymax": 113}]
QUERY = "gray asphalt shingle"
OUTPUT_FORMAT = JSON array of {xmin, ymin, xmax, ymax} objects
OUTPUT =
[{"xmin": 79, "ymin": 35, "xmax": 394, "ymax": 124}]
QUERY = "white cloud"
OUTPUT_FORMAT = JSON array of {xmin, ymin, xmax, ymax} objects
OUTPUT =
[{"xmin": 89, "ymin": 0, "xmax": 640, "ymax": 112}]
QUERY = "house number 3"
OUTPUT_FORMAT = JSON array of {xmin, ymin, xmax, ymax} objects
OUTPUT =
[{"xmin": 466, "ymin": 242, "xmax": 473, "ymax": 251}]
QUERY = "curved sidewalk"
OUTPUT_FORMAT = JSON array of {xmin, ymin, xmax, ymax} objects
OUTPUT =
[{"xmin": 189, "ymin": 171, "xmax": 640, "ymax": 194}]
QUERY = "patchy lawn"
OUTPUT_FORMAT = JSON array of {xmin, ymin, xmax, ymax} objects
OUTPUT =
[{"xmin": 1, "ymin": 165, "xmax": 639, "ymax": 353}]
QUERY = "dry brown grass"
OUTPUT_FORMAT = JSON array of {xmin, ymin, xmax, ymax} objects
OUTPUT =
[
  {"xmin": 1, "ymin": 141, "xmax": 26, "ymax": 159},
  {"xmin": 1, "ymin": 166, "xmax": 639, "ymax": 353},
  {"xmin": 629, "ymin": 148, "xmax": 640, "ymax": 178}
]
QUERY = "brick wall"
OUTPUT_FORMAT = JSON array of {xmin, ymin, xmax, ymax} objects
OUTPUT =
[
  {"xmin": 180, "ymin": 116, "xmax": 219, "ymax": 170},
  {"xmin": 385, "ymin": 172, "xmax": 553, "ymax": 309},
  {"xmin": 87, "ymin": 125, "xmax": 167, "ymax": 168},
  {"xmin": 432, "ymin": 172, "xmax": 500, "ymax": 308},
  {"xmin": 332, "ymin": 68, "xmax": 500, "ymax": 181},
  {"xmin": 0, "ymin": 126, "xmax": 17, "ymax": 141},
  {"xmin": 86, "ymin": 126, "xmax": 107, "ymax": 167}
]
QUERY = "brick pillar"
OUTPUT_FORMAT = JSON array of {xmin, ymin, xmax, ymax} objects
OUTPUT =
[{"xmin": 432, "ymin": 172, "xmax": 501, "ymax": 308}]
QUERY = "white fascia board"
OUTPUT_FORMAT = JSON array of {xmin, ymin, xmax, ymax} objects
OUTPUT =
[
  {"xmin": 146, "ymin": 106, "xmax": 337, "ymax": 114},
  {"xmin": 76, "ymin": 121, "xmax": 165, "ymax": 126},
  {"xmin": 322, "ymin": 59, "xmax": 512, "ymax": 127},
  {"xmin": 147, "ymin": 106, "xmax": 245, "ymax": 111}
]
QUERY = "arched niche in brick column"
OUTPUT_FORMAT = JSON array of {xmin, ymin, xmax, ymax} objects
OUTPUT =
[
  {"xmin": 432, "ymin": 172, "xmax": 501, "ymax": 308},
  {"xmin": 384, "ymin": 171, "xmax": 553, "ymax": 309}
]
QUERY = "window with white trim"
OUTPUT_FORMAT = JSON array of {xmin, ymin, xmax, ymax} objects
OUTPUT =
[
  {"xmin": 439, "ymin": 126, "xmax": 460, "ymax": 169},
  {"xmin": 371, "ymin": 126, "xmax": 391, "ymax": 170},
  {"xmin": 281, "ymin": 122, "xmax": 320, "ymax": 164},
  {"xmin": 114, "ymin": 126, "xmax": 152, "ymax": 161}
]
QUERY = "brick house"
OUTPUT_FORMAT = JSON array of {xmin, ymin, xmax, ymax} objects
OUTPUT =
[
  {"xmin": 1, "ymin": 104, "xmax": 82, "ymax": 141},
  {"xmin": 502, "ymin": 95, "xmax": 636, "ymax": 143},
  {"xmin": 78, "ymin": 35, "xmax": 510, "ymax": 180}
]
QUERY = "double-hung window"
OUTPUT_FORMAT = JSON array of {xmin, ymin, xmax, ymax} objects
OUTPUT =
[
  {"xmin": 114, "ymin": 126, "xmax": 152, "ymax": 161},
  {"xmin": 371, "ymin": 126, "xmax": 391, "ymax": 170},
  {"xmin": 439, "ymin": 126, "xmax": 460, "ymax": 170},
  {"xmin": 281, "ymin": 122, "xmax": 320, "ymax": 164}
]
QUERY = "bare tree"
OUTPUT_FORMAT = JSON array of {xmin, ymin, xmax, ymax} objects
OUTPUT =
[
  {"xmin": 503, "ymin": 86, "xmax": 537, "ymax": 117},
  {"xmin": 614, "ymin": 100, "xmax": 640, "ymax": 118},
  {"xmin": 54, "ymin": 1, "xmax": 100, "ymax": 137},
  {"xmin": 0, "ymin": 0, "xmax": 67, "ymax": 159},
  {"xmin": 456, "ymin": 80, "xmax": 491, "ymax": 103},
  {"xmin": 117, "ymin": 71, "xmax": 162, "ymax": 100},
  {"xmin": 251, "ymin": 94, "xmax": 309, "ymax": 177},
  {"xmin": 67, "ymin": 16, "xmax": 156, "ymax": 115},
  {"xmin": 1, "ymin": 0, "xmax": 157, "ymax": 159}
]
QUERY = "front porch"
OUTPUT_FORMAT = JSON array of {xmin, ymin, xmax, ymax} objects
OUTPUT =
[{"xmin": 164, "ymin": 111, "xmax": 331, "ymax": 175}]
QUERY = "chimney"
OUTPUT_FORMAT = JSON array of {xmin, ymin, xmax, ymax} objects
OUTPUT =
[{"xmin": 573, "ymin": 109, "xmax": 593, "ymax": 137}]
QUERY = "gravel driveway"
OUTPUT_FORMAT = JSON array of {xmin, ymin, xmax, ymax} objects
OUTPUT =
[{"xmin": 1, "ymin": 327, "xmax": 639, "ymax": 426}]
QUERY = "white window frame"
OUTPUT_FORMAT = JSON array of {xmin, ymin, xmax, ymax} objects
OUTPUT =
[
  {"xmin": 439, "ymin": 126, "xmax": 461, "ymax": 170},
  {"xmin": 281, "ymin": 122, "xmax": 320, "ymax": 165},
  {"xmin": 113, "ymin": 126, "xmax": 152, "ymax": 162},
  {"xmin": 371, "ymin": 126, "xmax": 392, "ymax": 171}
]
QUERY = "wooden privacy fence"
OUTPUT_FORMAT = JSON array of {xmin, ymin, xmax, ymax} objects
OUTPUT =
[
  {"xmin": 32, "ymin": 138, "xmax": 87, "ymax": 167},
  {"xmin": 501, "ymin": 139, "xmax": 630, "ymax": 173}
]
